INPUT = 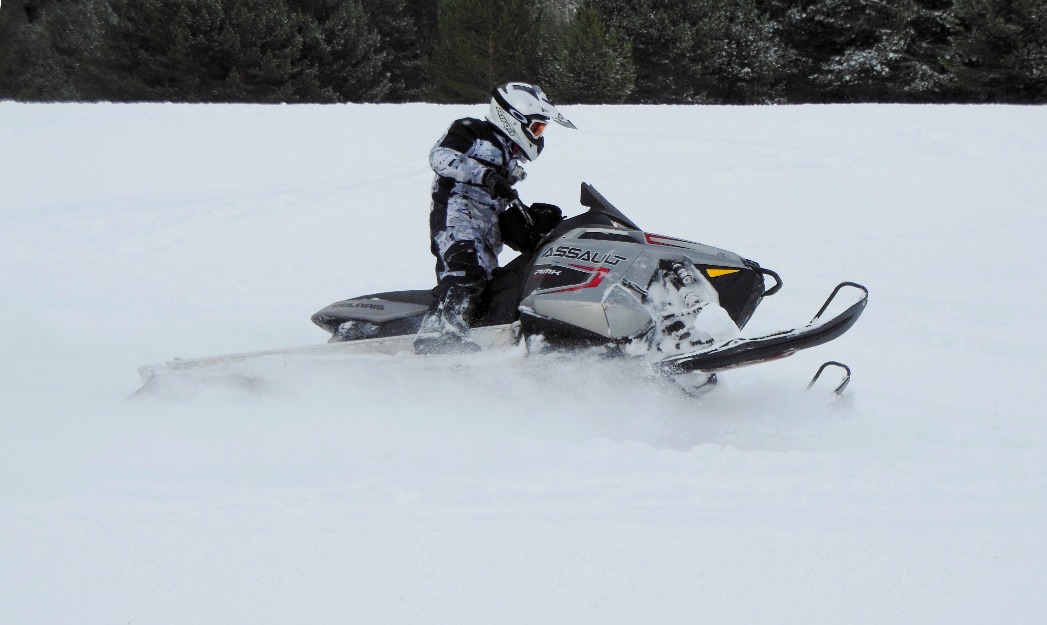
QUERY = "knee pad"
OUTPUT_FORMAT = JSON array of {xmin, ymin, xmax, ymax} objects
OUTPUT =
[{"xmin": 440, "ymin": 241, "xmax": 487, "ymax": 295}]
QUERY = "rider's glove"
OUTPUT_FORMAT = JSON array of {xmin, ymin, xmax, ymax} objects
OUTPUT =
[
  {"xmin": 525, "ymin": 202, "xmax": 563, "ymax": 234},
  {"xmin": 482, "ymin": 168, "xmax": 516, "ymax": 200},
  {"xmin": 498, "ymin": 202, "xmax": 563, "ymax": 253}
]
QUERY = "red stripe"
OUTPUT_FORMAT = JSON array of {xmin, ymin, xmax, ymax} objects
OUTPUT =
[
  {"xmin": 645, "ymin": 232, "xmax": 697, "ymax": 248},
  {"xmin": 547, "ymin": 265, "xmax": 611, "ymax": 293}
]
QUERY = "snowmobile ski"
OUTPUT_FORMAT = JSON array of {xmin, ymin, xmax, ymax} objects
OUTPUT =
[{"xmin": 653, "ymin": 282, "xmax": 868, "ymax": 374}]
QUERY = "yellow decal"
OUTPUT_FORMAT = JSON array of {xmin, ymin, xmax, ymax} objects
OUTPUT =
[{"xmin": 706, "ymin": 268, "xmax": 741, "ymax": 278}]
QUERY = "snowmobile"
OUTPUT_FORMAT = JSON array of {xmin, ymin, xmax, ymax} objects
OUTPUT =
[
  {"xmin": 137, "ymin": 183, "xmax": 867, "ymax": 395},
  {"xmin": 309, "ymin": 183, "xmax": 867, "ymax": 392}
]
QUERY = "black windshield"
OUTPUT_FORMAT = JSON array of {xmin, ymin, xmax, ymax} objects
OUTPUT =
[{"xmin": 544, "ymin": 183, "xmax": 642, "ymax": 241}]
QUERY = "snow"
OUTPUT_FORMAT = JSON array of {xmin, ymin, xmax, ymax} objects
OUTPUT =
[{"xmin": 2, "ymin": 102, "xmax": 1046, "ymax": 624}]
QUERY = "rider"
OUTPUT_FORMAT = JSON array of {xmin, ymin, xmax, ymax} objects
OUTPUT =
[{"xmin": 414, "ymin": 82, "xmax": 577, "ymax": 354}]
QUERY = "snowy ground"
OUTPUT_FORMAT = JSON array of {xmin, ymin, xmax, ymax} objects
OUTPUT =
[{"xmin": 2, "ymin": 102, "xmax": 1046, "ymax": 624}]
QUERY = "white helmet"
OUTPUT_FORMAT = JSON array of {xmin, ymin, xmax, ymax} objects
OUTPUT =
[{"xmin": 486, "ymin": 82, "xmax": 577, "ymax": 161}]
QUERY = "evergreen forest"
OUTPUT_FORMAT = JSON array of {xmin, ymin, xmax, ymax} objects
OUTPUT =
[{"xmin": 1, "ymin": 0, "xmax": 1044, "ymax": 104}]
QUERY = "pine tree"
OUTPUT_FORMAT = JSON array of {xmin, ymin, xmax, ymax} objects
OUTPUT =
[
  {"xmin": 0, "ymin": 0, "xmax": 114, "ymax": 100},
  {"xmin": 205, "ymin": 1, "xmax": 309, "ymax": 102},
  {"xmin": 295, "ymin": 0, "xmax": 389, "ymax": 101},
  {"xmin": 945, "ymin": 0, "xmax": 1047, "ymax": 102},
  {"xmin": 101, "ymin": 0, "xmax": 388, "ymax": 102},
  {"xmin": 590, "ymin": 0, "xmax": 707, "ymax": 103},
  {"xmin": 404, "ymin": 0, "xmax": 441, "ymax": 61},
  {"xmin": 801, "ymin": 0, "xmax": 953, "ymax": 102},
  {"xmin": 0, "ymin": 4, "xmax": 20, "ymax": 97},
  {"xmin": 588, "ymin": 0, "xmax": 791, "ymax": 103},
  {"xmin": 103, "ymin": 0, "xmax": 292, "ymax": 101},
  {"xmin": 689, "ymin": 0, "xmax": 794, "ymax": 103},
  {"xmin": 542, "ymin": 6, "xmax": 636, "ymax": 103},
  {"xmin": 362, "ymin": 0, "xmax": 430, "ymax": 101},
  {"xmin": 430, "ymin": 0, "xmax": 546, "ymax": 102}
]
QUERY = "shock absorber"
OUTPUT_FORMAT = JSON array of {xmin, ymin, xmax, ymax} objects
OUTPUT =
[
  {"xmin": 671, "ymin": 262, "xmax": 702, "ymax": 310},
  {"xmin": 672, "ymin": 262, "xmax": 694, "ymax": 286}
]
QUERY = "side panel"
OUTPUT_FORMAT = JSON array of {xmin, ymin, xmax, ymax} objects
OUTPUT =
[
  {"xmin": 310, "ymin": 290, "xmax": 433, "ymax": 335},
  {"xmin": 519, "ymin": 235, "xmax": 648, "ymax": 340}
]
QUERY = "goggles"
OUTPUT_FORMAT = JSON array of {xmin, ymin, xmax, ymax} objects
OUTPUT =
[{"xmin": 528, "ymin": 119, "xmax": 549, "ymax": 138}]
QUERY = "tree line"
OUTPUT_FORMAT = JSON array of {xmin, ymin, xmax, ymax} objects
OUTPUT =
[{"xmin": 1, "ymin": 0, "xmax": 1044, "ymax": 104}]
